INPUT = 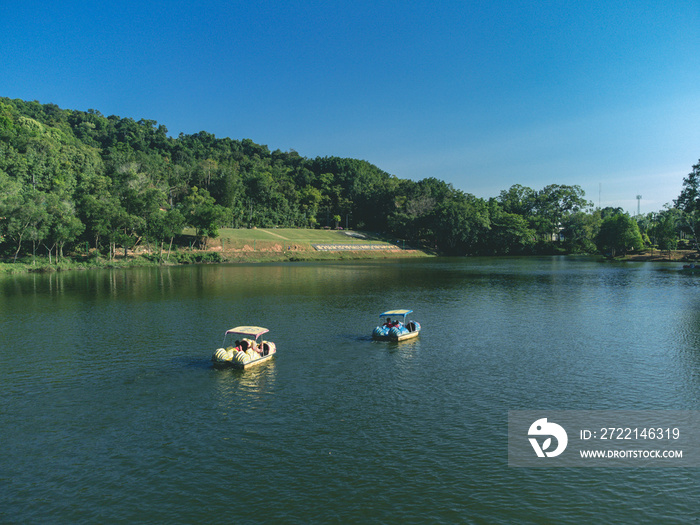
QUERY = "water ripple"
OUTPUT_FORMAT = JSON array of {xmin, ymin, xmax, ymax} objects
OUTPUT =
[{"xmin": 2, "ymin": 259, "xmax": 700, "ymax": 523}]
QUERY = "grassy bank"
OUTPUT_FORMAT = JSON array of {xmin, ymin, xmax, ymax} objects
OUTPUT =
[
  {"xmin": 212, "ymin": 228, "xmax": 426, "ymax": 262},
  {"xmin": 618, "ymin": 249, "xmax": 698, "ymax": 262},
  {"xmin": 0, "ymin": 229, "xmax": 430, "ymax": 274}
]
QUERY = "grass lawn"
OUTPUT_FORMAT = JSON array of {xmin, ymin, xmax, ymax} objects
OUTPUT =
[
  {"xmin": 181, "ymin": 228, "xmax": 426, "ymax": 262},
  {"xmin": 217, "ymin": 228, "xmax": 387, "ymax": 244},
  {"xmin": 199, "ymin": 228, "xmax": 399, "ymax": 251}
]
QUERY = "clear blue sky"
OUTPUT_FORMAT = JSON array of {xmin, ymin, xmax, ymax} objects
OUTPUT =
[{"xmin": 2, "ymin": 1, "xmax": 699, "ymax": 214}]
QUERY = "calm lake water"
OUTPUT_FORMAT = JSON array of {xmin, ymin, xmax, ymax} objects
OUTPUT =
[{"xmin": 1, "ymin": 257, "xmax": 699, "ymax": 523}]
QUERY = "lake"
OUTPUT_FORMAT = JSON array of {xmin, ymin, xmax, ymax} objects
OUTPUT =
[{"xmin": 1, "ymin": 257, "xmax": 699, "ymax": 523}]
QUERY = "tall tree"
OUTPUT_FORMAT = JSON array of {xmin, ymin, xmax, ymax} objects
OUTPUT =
[
  {"xmin": 533, "ymin": 184, "xmax": 591, "ymax": 242},
  {"xmin": 560, "ymin": 210, "xmax": 600, "ymax": 254},
  {"xmin": 675, "ymin": 160, "xmax": 700, "ymax": 249},
  {"xmin": 651, "ymin": 208, "xmax": 681, "ymax": 252},
  {"xmin": 675, "ymin": 160, "xmax": 700, "ymax": 212},
  {"xmin": 595, "ymin": 213, "xmax": 644, "ymax": 257},
  {"xmin": 485, "ymin": 199, "xmax": 535, "ymax": 255},
  {"xmin": 182, "ymin": 187, "xmax": 227, "ymax": 248},
  {"xmin": 431, "ymin": 192, "xmax": 490, "ymax": 254},
  {"xmin": 4, "ymin": 189, "xmax": 49, "ymax": 262},
  {"xmin": 498, "ymin": 184, "xmax": 536, "ymax": 216},
  {"xmin": 43, "ymin": 194, "xmax": 85, "ymax": 261}
]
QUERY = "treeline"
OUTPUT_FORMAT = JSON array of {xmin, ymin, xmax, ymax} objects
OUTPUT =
[{"xmin": 0, "ymin": 97, "xmax": 697, "ymax": 263}]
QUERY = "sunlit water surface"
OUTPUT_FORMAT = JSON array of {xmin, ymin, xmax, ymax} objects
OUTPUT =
[{"xmin": 1, "ymin": 257, "xmax": 699, "ymax": 523}]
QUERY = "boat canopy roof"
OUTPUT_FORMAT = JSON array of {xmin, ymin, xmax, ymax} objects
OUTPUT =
[
  {"xmin": 225, "ymin": 326, "xmax": 269, "ymax": 338},
  {"xmin": 379, "ymin": 309, "xmax": 413, "ymax": 318}
]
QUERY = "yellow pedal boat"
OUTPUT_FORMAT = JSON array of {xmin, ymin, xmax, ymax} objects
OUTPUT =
[{"xmin": 212, "ymin": 326, "xmax": 277, "ymax": 368}]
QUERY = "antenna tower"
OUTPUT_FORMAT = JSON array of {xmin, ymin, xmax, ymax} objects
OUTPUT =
[{"xmin": 636, "ymin": 195, "xmax": 642, "ymax": 216}]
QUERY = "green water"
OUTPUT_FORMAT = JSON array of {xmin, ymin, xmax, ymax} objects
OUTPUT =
[{"xmin": 1, "ymin": 257, "xmax": 699, "ymax": 523}]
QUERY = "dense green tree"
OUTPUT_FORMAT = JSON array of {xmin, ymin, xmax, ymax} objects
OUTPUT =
[
  {"xmin": 485, "ymin": 199, "xmax": 535, "ymax": 254},
  {"xmin": 595, "ymin": 213, "xmax": 644, "ymax": 256},
  {"xmin": 498, "ymin": 184, "xmax": 536, "ymax": 216},
  {"xmin": 181, "ymin": 187, "xmax": 227, "ymax": 248},
  {"xmin": 42, "ymin": 193, "xmax": 84, "ymax": 261},
  {"xmin": 533, "ymin": 184, "xmax": 591, "ymax": 241},
  {"xmin": 600, "ymin": 206, "xmax": 624, "ymax": 219},
  {"xmin": 3, "ymin": 188, "xmax": 49, "ymax": 262},
  {"xmin": 431, "ymin": 191, "xmax": 490, "ymax": 254},
  {"xmin": 81, "ymin": 193, "xmax": 128, "ymax": 257},
  {"xmin": 389, "ymin": 178, "xmax": 454, "ymax": 243},
  {"xmin": 674, "ymin": 162, "xmax": 700, "ymax": 249},
  {"xmin": 145, "ymin": 207, "xmax": 185, "ymax": 261},
  {"xmin": 651, "ymin": 208, "xmax": 682, "ymax": 252},
  {"xmin": 0, "ymin": 170, "xmax": 24, "ymax": 250},
  {"xmin": 675, "ymin": 160, "xmax": 700, "ymax": 212},
  {"xmin": 561, "ymin": 210, "xmax": 600, "ymax": 254}
]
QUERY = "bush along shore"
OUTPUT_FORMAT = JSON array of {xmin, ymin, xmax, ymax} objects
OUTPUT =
[
  {"xmin": 0, "ymin": 229, "xmax": 430, "ymax": 274},
  {"xmin": 2, "ymin": 227, "xmax": 697, "ymax": 275},
  {"xmin": 3, "ymin": 243, "xmax": 698, "ymax": 275}
]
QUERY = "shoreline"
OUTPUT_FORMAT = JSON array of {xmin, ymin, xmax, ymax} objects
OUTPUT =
[
  {"xmin": 2, "ymin": 225, "xmax": 697, "ymax": 275},
  {"xmin": 3, "ymin": 249, "xmax": 696, "ymax": 275},
  {"xmin": 618, "ymin": 249, "xmax": 698, "ymax": 262},
  {"xmin": 0, "ymin": 228, "xmax": 433, "ymax": 274},
  {"xmin": 0, "ymin": 246, "xmax": 432, "ymax": 274}
]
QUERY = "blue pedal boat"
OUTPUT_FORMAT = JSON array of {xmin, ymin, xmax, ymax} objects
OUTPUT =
[{"xmin": 372, "ymin": 309, "xmax": 421, "ymax": 342}]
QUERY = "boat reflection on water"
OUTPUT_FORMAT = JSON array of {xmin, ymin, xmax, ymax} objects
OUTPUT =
[{"xmin": 212, "ymin": 359, "xmax": 277, "ymax": 409}]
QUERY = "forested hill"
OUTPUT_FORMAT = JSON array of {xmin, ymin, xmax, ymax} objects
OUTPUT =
[{"xmin": 2, "ymin": 96, "xmax": 679, "ymax": 261}]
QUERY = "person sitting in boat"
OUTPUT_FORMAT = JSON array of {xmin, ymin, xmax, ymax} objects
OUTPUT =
[
  {"xmin": 240, "ymin": 338, "xmax": 261, "ymax": 355},
  {"xmin": 236, "ymin": 338, "xmax": 255, "ymax": 357},
  {"xmin": 234, "ymin": 340, "xmax": 243, "ymax": 352},
  {"xmin": 384, "ymin": 318, "xmax": 401, "ymax": 329}
]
